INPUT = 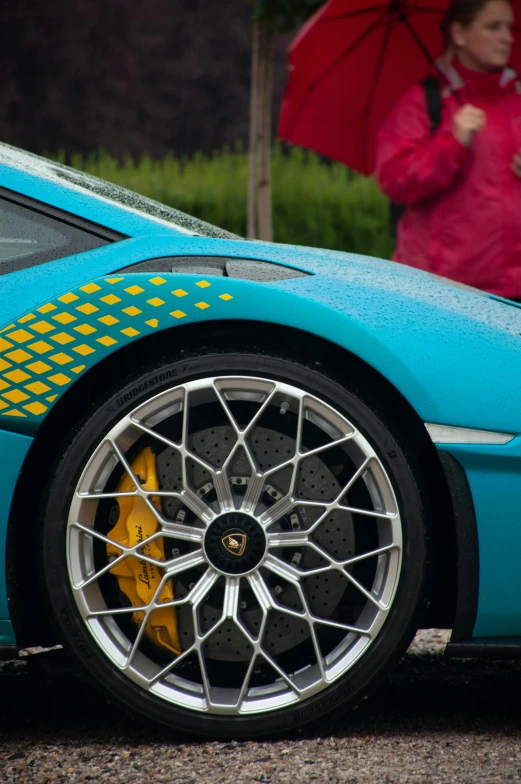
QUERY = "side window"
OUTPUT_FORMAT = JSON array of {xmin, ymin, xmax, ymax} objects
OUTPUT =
[{"xmin": 0, "ymin": 194, "xmax": 117, "ymax": 275}]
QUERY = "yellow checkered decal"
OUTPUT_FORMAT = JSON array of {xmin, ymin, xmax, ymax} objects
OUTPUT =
[{"xmin": 0, "ymin": 275, "xmax": 234, "ymax": 420}]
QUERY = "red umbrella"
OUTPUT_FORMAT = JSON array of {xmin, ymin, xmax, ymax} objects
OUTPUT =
[{"xmin": 278, "ymin": 0, "xmax": 521, "ymax": 174}]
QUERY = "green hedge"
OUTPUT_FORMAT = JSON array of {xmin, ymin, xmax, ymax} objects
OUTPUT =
[{"xmin": 57, "ymin": 146, "xmax": 394, "ymax": 259}]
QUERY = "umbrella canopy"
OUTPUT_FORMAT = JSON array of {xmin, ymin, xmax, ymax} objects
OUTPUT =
[{"xmin": 278, "ymin": 0, "xmax": 521, "ymax": 174}]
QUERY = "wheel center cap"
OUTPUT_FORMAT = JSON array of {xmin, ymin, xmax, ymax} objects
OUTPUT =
[
  {"xmin": 205, "ymin": 513, "xmax": 266, "ymax": 575},
  {"xmin": 220, "ymin": 531, "xmax": 248, "ymax": 558}
]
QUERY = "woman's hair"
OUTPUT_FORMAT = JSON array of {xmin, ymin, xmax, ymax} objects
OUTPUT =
[{"xmin": 441, "ymin": 0, "xmax": 511, "ymax": 48}]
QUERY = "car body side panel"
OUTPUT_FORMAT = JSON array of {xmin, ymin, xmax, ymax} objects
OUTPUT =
[
  {"xmin": 439, "ymin": 440, "xmax": 521, "ymax": 637},
  {"xmin": 3, "ymin": 243, "xmax": 521, "ymax": 437},
  {"xmin": 0, "ymin": 428, "xmax": 32, "ymax": 643}
]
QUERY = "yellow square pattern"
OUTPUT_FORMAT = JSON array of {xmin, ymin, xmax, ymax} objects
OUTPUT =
[
  {"xmin": 170, "ymin": 310, "xmax": 186, "ymax": 319},
  {"xmin": 4, "ymin": 369, "xmax": 30, "ymax": 383},
  {"xmin": 37, "ymin": 303, "xmax": 57, "ymax": 314},
  {"xmin": 23, "ymin": 401, "xmax": 48, "ymax": 415},
  {"xmin": 125, "ymin": 285, "xmax": 144, "ymax": 295},
  {"xmin": 27, "ymin": 341, "xmax": 53, "ymax": 355},
  {"xmin": 47, "ymin": 373, "xmax": 71, "ymax": 386},
  {"xmin": 0, "ymin": 400, "xmax": 8, "ymax": 410},
  {"xmin": 172, "ymin": 289, "xmax": 188, "ymax": 298},
  {"xmin": 195, "ymin": 302, "xmax": 210, "ymax": 310},
  {"xmin": 122, "ymin": 306, "xmax": 142, "ymax": 316},
  {"xmin": 0, "ymin": 380, "xmax": 10, "ymax": 391},
  {"xmin": 6, "ymin": 349, "xmax": 32, "ymax": 363},
  {"xmin": 26, "ymin": 361, "xmax": 52, "ymax": 375},
  {"xmin": 76, "ymin": 303, "xmax": 99, "ymax": 315},
  {"xmin": 145, "ymin": 319, "xmax": 158, "ymax": 328},
  {"xmin": 98, "ymin": 315, "xmax": 119, "ymax": 326},
  {"xmin": 80, "ymin": 283, "xmax": 102, "ymax": 294},
  {"xmin": 100, "ymin": 294, "xmax": 121, "ymax": 305},
  {"xmin": 19, "ymin": 314, "xmax": 36, "ymax": 324},
  {"xmin": 3, "ymin": 389, "xmax": 30, "ymax": 404},
  {"xmin": 25, "ymin": 381, "xmax": 51, "ymax": 395},
  {"xmin": 196, "ymin": 280, "xmax": 211, "ymax": 288},
  {"xmin": 73, "ymin": 344, "xmax": 96, "ymax": 356},
  {"xmin": 97, "ymin": 336, "xmax": 118, "ymax": 347},
  {"xmin": 150, "ymin": 276, "xmax": 166, "ymax": 285},
  {"xmin": 0, "ymin": 338, "xmax": 14, "ymax": 352},
  {"xmin": 219, "ymin": 293, "xmax": 233, "ymax": 301},
  {"xmin": 74, "ymin": 324, "xmax": 97, "ymax": 335},
  {"xmin": 52, "ymin": 332, "xmax": 75, "ymax": 345},
  {"xmin": 53, "ymin": 312, "xmax": 77, "ymax": 325},
  {"xmin": 6, "ymin": 329, "xmax": 34, "ymax": 343},
  {"xmin": 121, "ymin": 327, "xmax": 140, "ymax": 337},
  {"xmin": 147, "ymin": 297, "xmax": 165, "ymax": 307},
  {"xmin": 58, "ymin": 292, "xmax": 80, "ymax": 304},
  {"xmin": 49, "ymin": 352, "xmax": 74, "ymax": 366},
  {"xmin": 31, "ymin": 320, "xmax": 55, "ymax": 334},
  {"xmin": 105, "ymin": 277, "xmax": 124, "ymax": 284},
  {"xmin": 0, "ymin": 359, "xmax": 12, "ymax": 371}
]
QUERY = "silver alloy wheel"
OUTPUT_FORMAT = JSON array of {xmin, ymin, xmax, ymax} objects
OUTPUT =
[{"xmin": 67, "ymin": 376, "xmax": 402, "ymax": 716}]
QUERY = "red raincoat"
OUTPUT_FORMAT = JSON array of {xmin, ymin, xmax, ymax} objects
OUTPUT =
[{"xmin": 376, "ymin": 60, "xmax": 521, "ymax": 299}]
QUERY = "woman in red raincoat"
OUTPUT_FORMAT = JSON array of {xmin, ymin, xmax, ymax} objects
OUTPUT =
[{"xmin": 376, "ymin": 0, "xmax": 521, "ymax": 299}]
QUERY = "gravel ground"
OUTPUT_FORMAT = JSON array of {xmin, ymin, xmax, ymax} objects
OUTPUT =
[{"xmin": 2, "ymin": 629, "xmax": 521, "ymax": 783}]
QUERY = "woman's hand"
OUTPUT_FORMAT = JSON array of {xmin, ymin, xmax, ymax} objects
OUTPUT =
[
  {"xmin": 452, "ymin": 104, "xmax": 486, "ymax": 147},
  {"xmin": 512, "ymin": 151, "xmax": 521, "ymax": 178}
]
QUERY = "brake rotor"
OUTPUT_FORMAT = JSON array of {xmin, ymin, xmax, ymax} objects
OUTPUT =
[{"xmin": 155, "ymin": 424, "xmax": 354, "ymax": 661}]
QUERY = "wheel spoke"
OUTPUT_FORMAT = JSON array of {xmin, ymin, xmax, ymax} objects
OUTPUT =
[
  {"xmin": 160, "ymin": 521, "xmax": 204, "ymax": 544},
  {"xmin": 197, "ymin": 648, "xmax": 213, "ymax": 710},
  {"xmin": 295, "ymin": 584, "xmax": 326, "ymax": 681},
  {"xmin": 258, "ymin": 648, "xmax": 302, "ymax": 696},
  {"xmin": 223, "ymin": 576, "xmax": 241, "ymax": 619},
  {"xmin": 123, "ymin": 572, "xmax": 172, "ymax": 670},
  {"xmin": 344, "ymin": 570, "xmax": 390, "ymax": 611},
  {"xmin": 76, "ymin": 490, "xmax": 138, "ymax": 500},
  {"xmin": 267, "ymin": 530, "xmax": 310, "ymax": 548},
  {"xmin": 166, "ymin": 550, "xmax": 206, "ymax": 575},
  {"xmin": 263, "ymin": 553, "xmax": 303, "ymax": 584},
  {"xmin": 341, "ymin": 544, "xmax": 397, "ymax": 567},
  {"xmin": 339, "ymin": 504, "xmax": 397, "ymax": 521}
]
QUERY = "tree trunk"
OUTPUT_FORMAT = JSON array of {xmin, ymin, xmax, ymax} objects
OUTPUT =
[
  {"xmin": 247, "ymin": 17, "xmax": 274, "ymax": 241},
  {"xmin": 247, "ymin": 22, "xmax": 261, "ymax": 239},
  {"xmin": 257, "ymin": 21, "xmax": 274, "ymax": 242}
]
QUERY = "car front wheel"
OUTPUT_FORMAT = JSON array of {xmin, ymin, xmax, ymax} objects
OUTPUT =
[{"xmin": 42, "ymin": 350, "xmax": 428, "ymax": 737}]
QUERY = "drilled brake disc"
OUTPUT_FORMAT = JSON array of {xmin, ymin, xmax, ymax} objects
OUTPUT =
[{"xmin": 154, "ymin": 425, "xmax": 354, "ymax": 661}]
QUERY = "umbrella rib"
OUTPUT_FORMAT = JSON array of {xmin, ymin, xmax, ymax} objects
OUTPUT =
[
  {"xmin": 364, "ymin": 12, "xmax": 395, "ymax": 121},
  {"xmin": 362, "ymin": 9, "xmax": 395, "ymax": 171},
  {"xmin": 288, "ymin": 9, "xmax": 390, "ymax": 136},
  {"xmin": 401, "ymin": 14, "xmax": 438, "ymax": 67}
]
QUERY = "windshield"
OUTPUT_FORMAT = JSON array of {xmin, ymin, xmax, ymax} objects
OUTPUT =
[{"xmin": 0, "ymin": 142, "xmax": 238, "ymax": 240}]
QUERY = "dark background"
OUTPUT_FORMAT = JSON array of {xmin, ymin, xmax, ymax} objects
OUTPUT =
[{"xmin": 1, "ymin": 0, "xmax": 293, "ymax": 158}]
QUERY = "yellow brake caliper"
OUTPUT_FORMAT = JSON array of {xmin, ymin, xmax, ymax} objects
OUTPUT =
[{"xmin": 106, "ymin": 446, "xmax": 181, "ymax": 655}]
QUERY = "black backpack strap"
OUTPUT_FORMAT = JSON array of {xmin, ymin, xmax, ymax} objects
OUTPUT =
[
  {"xmin": 421, "ymin": 74, "xmax": 442, "ymax": 133},
  {"xmin": 389, "ymin": 76, "xmax": 442, "ymax": 240}
]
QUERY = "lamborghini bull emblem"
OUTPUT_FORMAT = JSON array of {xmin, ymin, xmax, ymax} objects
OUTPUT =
[{"xmin": 221, "ymin": 533, "xmax": 247, "ymax": 557}]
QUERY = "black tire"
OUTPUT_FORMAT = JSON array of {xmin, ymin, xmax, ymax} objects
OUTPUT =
[{"xmin": 41, "ymin": 349, "xmax": 429, "ymax": 738}]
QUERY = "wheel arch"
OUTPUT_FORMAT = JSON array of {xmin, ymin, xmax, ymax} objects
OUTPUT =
[{"xmin": 7, "ymin": 319, "xmax": 458, "ymax": 646}]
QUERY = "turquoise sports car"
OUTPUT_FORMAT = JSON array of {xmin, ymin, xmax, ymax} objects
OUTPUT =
[{"xmin": 1, "ymin": 142, "xmax": 520, "ymax": 738}]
